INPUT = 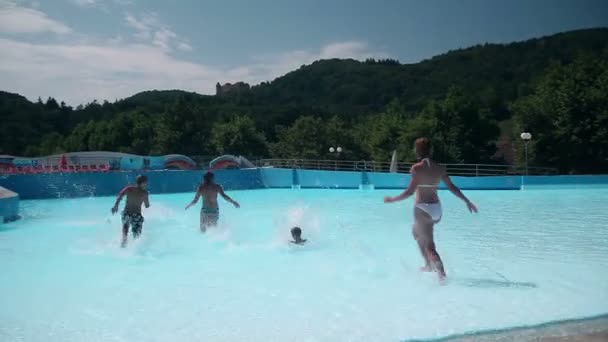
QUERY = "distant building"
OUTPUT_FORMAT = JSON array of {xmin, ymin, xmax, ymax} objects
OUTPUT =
[{"xmin": 215, "ymin": 82, "xmax": 250, "ymax": 96}]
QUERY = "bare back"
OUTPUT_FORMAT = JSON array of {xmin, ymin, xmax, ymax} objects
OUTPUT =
[
  {"xmin": 411, "ymin": 159, "xmax": 445, "ymax": 204},
  {"xmin": 123, "ymin": 186, "xmax": 149, "ymax": 213},
  {"xmin": 199, "ymin": 183, "xmax": 222, "ymax": 209}
]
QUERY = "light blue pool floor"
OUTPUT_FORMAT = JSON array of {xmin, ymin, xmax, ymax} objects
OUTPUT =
[{"xmin": 1, "ymin": 189, "xmax": 607, "ymax": 341}]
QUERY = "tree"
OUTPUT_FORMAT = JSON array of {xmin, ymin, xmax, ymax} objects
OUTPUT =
[
  {"xmin": 324, "ymin": 115, "xmax": 360, "ymax": 160},
  {"xmin": 128, "ymin": 111, "xmax": 156, "ymax": 155},
  {"xmin": 211, "ymin": 115, "xmax": 268, "ymax": 158},
  {"xmin": 154, "ymin": 96, "xmax": 214, "ymax": 156},
  {"xmin": 512, "ymin": 55, "xmax": 608, "ymax": 173},
  {"xmin": 45, "ymin": 97, "xmax": 60, "ymax": 110},
  {"xmin": 356, "ymin": 110, "xmax": 406, "ymax": 162},
  {"xmin": 1, "ymin": 28, "xmax": 606, "ymax": 168},
  {"xmin": 36, "ymin": 133, "xmax": 65, "ymax": 155},
  {"xmin": 271, "ymin": 116, "xmax": 329, "ymax": 159},
  {"xmin": 63, "ymin": 121, "xmax": 97, "ymax": 152},
  {"xmin": 396, "ymin": 112, "xmax": 435, "ymax": 161},
  {"xmin": 411, "ymin": 88, "xmax": 499, "ymax": 163}
]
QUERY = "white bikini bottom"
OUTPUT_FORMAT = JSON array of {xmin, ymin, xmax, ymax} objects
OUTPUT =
[{"xmin": 415, "ymin": 202, "xmax": 442, "ymax": 221}]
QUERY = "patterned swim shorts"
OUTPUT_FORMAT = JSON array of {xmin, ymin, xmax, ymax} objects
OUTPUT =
[{"xmin": 122, "ymin": 211, "xmax": 144, "ymax": 235}]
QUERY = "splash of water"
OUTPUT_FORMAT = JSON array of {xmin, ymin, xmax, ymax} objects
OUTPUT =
[{"xmin": 272, "ymin": 202, "xmax": 321, "ymax": 246}]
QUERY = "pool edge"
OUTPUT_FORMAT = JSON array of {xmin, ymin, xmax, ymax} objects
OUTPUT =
[{"xmin": 403, "ymin": 313, "xmax": 608, "ymax": 342}]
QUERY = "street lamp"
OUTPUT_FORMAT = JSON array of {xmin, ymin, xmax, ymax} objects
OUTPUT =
[
  {"xmin": 329, "ymin": 146, "xmax": 342, "ymax": 170},
  {"xmin": 520, "ymin": 132, "xmax": 532, "ymax": 190},
  {"xmin": 520, "ymin": 132, "xmax": 532, "ymax": 176}
]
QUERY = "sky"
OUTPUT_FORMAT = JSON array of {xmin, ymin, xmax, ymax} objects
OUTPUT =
[{"xmin": 1, "ymin": 0, "xmax": 607, "ymax": 106}]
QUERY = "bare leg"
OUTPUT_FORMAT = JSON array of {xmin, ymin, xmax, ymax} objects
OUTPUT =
[
  {"xmin": 202, "ymin": 214, "xmax": 218, "ymax": 232},
  {"xmin": 414, "ymin": 208, "xmax": 446, "ymax": 281},
  {"xmin": 413, "ymin": 223, "xmax": 431, "ymax": 271},
  {"xmin": 200, "ymin": 214, "xmax": 207, "ymax": 233},
  {"xmin": 121, "ymin": 223, "xmax": 129, "ymax": 248},
  {"xmin": 425, "ymin": 238, "xmax": 446, "ymax": 281},
  {"xmin": 132, "ymin": 225, "xmax": 142, "ymax": 239}
]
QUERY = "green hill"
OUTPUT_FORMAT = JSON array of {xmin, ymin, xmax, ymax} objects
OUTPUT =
[{"xmin": 1, "ymin": 28, "xmax": 608, "ymax": 173}]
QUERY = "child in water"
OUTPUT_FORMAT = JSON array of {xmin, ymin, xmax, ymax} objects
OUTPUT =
[{"xmin": 290, "ymin": 227, "xmax": 307, "ymax": 245}]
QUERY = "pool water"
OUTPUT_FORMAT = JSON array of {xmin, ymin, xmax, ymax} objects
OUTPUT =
[{"xmin": 1, "ymin": 189, "xmax": 607, "ymax": 341}]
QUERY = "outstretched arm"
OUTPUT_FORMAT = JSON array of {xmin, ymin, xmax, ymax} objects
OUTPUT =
[
  {"xmin": 111, "ymin": 187, "xmax": 128, "ymax": 214},
  {"xmin": 185, "ymin": 186, "xmax": 201, "ymax": 210},
  {"xmin": 384, "ymin": 169, "xmax": 418, "ymax": 203},
  {"xmin": 441, "ymin": 172, "xmax": 478, "ymax": 213},
  {"xmin": 144, "ymin": 191, "xmax": 150, "ymax": 209},
  {"xmin": 220, "ymin": 186, "xmax": 240, "ymax": 208}
]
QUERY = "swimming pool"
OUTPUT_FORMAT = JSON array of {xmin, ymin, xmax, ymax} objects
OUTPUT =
[{"xmin": 1, "ymin": 188, "xmax": 607, "ymax": 341}]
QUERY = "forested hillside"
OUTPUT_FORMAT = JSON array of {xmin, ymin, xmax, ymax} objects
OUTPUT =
[{"xmin": 1, "ymin": 28, "xmax": 607, "ymax": 173}]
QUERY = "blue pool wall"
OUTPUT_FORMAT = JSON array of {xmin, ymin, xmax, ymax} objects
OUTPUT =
[
  {"xmin": 523, "ymin": 175, "xmax": 608, "ymax": 187},
  {"xmin": 2, "ymin": 168, "xmax": 608, "ymax": 200},
  {"xmin": 0, "ymin": 186, "xmax": 20, "ymax": 223},
  {"xmin": 0, "ymin": 169, "xmax": 264, "ymax": 200}
]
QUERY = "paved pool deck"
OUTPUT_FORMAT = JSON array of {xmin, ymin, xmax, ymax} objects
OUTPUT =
[{"xmin": 445, "ymin": 316, "xmax": 608, "ymax": 342}]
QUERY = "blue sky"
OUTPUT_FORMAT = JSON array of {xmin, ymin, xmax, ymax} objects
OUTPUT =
[{"xmin": 1, "ymin": 0, "xmax": 607, "ymax": 105}]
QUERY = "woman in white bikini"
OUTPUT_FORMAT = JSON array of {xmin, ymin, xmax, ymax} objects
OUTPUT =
[{"xmin": 384, "ymin": 137, "xmax": 478, "ymax": 282}]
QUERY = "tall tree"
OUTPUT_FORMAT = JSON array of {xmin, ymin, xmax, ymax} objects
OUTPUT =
[
  {"xmin": 211, "ymin": 115, "xmax": 269, "ymax": 157},
  {"xmin": 154, "ymin": 97, "xmax": 214, "ymax": 156},
  {"xmin": 512, "ymin": 54, "xmax": 608, "ymax": 173},
  {"xmin": 412, "ymin": 88, "xmax": 499, "ymax": 163},
  {"xmin": 356, "ymin": 112, "xmax": 405, "ymax": 162},
  {"xmin": 271, "ymin": 116, "xmax": 329, "ymax": 159}
]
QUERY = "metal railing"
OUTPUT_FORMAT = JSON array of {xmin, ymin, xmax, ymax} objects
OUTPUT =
[
  {"xmin": 1, "ymin": 154, "xmax": 558, "ymax": 176},
  {"xmin": 253, "ymin": 159, "xmax": 557, "ymax": 176}
]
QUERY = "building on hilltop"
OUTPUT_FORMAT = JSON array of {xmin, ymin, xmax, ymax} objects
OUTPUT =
[{"xmin": 215, "ymin": 82, "xmax": 250, "ymax": 96}]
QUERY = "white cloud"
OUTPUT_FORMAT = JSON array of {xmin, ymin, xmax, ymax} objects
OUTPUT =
[
  {"xmin": 319, "ymin": 41, "xmax": 375, "ymax": 59},
  {"xmin": 152, "ymin": 27, "xmax": 176, "ymax": 50},
  {"xmin": 124, "ymin": 12, "xmax": 156, "ymax": 37},
  {"xmin": 0, "ymin": 2, "xmax": 71, "ymax": 34},
  {"xmin": 177, "ymin": 41, "xmax": 192, "ymax": 51},
  {"xmin": 0, "ymin": 37, "xmax": 217, "ymax": 104},
  {"xmin": 0, "ymin": 36, "xmax": 388, "ymax": 106},
  {"xmin": 70, "ymin": 0, "xmax": 97, "ymax": 6},
  {"xmin": 69, "ymin": 0, "xmax": 133, "ymax": 7},
  {"xmin": 112, "ymin": 0, "xmax": 134, "ymax": 6},
  {"xmin": 124, "ymin": 12, "xmax": 192, "ymax": 52},
  {"xmin": 0, "ymin": 3, "xmax": 387, "ymax": 106},
  {"xmin": 241, "ymin": 41, "xmax": 390, "ymax": 84}
]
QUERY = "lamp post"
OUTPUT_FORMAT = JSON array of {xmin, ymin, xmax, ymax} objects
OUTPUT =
[
  {"xmin": 520, "ymin": 132, "xmax": 532, "ymax": 175},
  {"xmin": 329, "ymin": 146, "xmax": 342, "ymax": 170},
  {"xmin": 520, "ymin": 132, "xmax": 532, "ymax": 190}
]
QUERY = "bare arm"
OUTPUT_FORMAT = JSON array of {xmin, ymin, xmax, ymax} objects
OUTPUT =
[
  {"xmin": 384, "ymin": 168, "xmax": 418, "ymax": 203},
  {"xmin": 185, "ymin": 186, "xmax": 201, "ymax": 210},
  {"xmin": 220, "ymin": 186, "xmax": 240, "ymax": 208},
  {"xmin": 144, "ymin": 191, "xmax": 150, "ymax": 208},
  {"xmin": 441, "ymin": 171, "xmax": 478, "ymax": 213},
  {"xmin": 111, "ymin": 187, "xmax": 129, "ymax": 214}
]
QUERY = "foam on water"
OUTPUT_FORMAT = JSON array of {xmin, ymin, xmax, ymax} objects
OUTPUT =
[{"xmin": 1, "ymin": 189, "xmax": 608, "ymax": 341}]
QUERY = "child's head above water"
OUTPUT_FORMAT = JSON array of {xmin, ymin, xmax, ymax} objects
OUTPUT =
[{"xmin": 290, "ymin": 226, "xmax": 307, "ymax": 245}]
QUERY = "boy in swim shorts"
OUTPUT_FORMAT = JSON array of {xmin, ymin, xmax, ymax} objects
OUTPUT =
[
  {"xmin": 111, "ymin": 175, "xmax": 150, "ymax": 248},
  {"xmin": 185, "ymin": 171, "xmax": 240, "ymax": 232}
]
